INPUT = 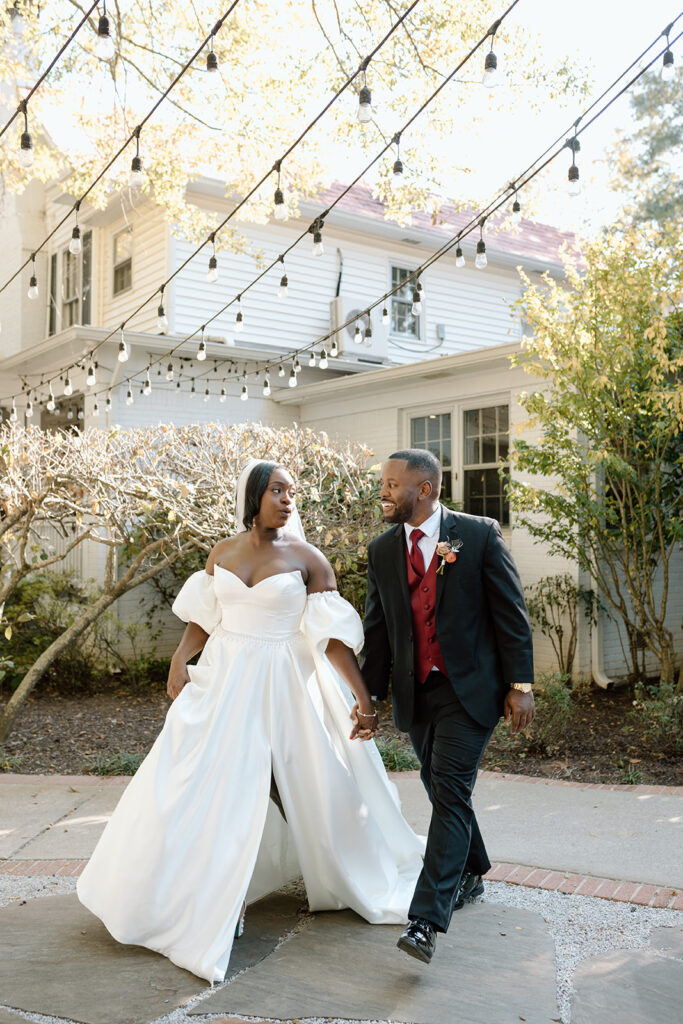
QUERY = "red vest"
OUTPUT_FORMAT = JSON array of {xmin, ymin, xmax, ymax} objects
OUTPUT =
[{"xmin": 405, "ymin": 541, "xmax": 448, "ymax": 683}]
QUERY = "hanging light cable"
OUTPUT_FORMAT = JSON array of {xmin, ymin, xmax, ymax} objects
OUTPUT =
[
  {"xmin": 197, "ymin": 325, "xmax": 207, "ymax": 360},
  {"xmin": 273, "ymin": 160, "xmax": 287, "ymax": 220},
  {"xmin": 27, "ymin": 254, "xmax": 38, "ymax": 299},
  {"xmin": 129, "ymin": 126, "xmax": 143, "ymax": 189},
  {"xmin": 475, "ymin": 219, "xmax": 488, "ymax": 268},
  {"xmin": 357, "ymin": 57, "xmax": 372, "ymax": 123},
  {"xmin": 206, "ymin": 32, "xmax": 219, "ymax": 73},
  {"xmin": 19, "ymin": 100, "xmax": 33, "ymax": 169},
  {"xmin": 482, "ymin": 20, "xmax": 501, "ymax": 88},
  {"xmin": 157, "ymin": 284, "xmax": 169, "ymax": 331},
  {"xmin": 207, "ymin": 233, "xmax": 219, "ymax": 282},
  {"xmin": 69, "ymin": 202, "xmax": 82, "ymax": 255},
  {"xmin": 567, "ymin": 130, "xmax": 581, "ymax": 196},
  {"xmin": 392, "ymin": 132, "xmax": 403, "ymax": 178},
  {"xmin": 277, "ymin": 255, "xmax": 288, "ymax": 298},
  {"xmin": 661, "ymin": 23, "xmax": 675, "ymax": 80},
  {"xmin": 96, "ymin": 1, "xmax": 116, "ymax": 60}
]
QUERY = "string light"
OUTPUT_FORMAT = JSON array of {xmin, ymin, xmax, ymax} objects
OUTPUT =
[
  {"xmin": 204, "ymin": 387, "xmax": 211, "ymax": 402},
  {"xmin": 278, "ymin": 256, "xmax": 288, "ymax": 298},
  {"xmin": 157, "ymin": 285, "xmax": 168, "ymax": 332},
  {"xmin": 278, "ymin": 363, "xmax": 285, "ymax": 377},
  {"xmin": 143, "ymin": 371, "xmax": 152, "ymax": 396},
  {"xmin": 475, "ymin": 220, "xmax": 487, "ymax": 269},
  {"xmin": 19, "ymin": 101, "xmax": 33, "ymax": 169},
  {"xmin": 312, "ymin": 219, "xmax": 324, "ymax": 257},
  {"xmin": 190, "ymin": 379, "xmax": 196, "ymax": 398},
  {"xmin": 9, "ymin": 402, "xmax": 17, "ymax": 423},
  {"xmin": 106, "ymin": 394, "xmax": 112, "ymax": 412},
  {"xmin": 567, "ymin": 134, "xmax": 581, "ymax": 197},
  {"xmin": 67, "ymin": 405, "xmax": 74, "ymax": 420},
  {"xmin": 96, "ymin": 2, "xmax": 115, "ymax": 61},
  {"xmin": 455, "ymin": 245, "xmax": 465, "ymax": 268},
  {"xmin": 288, "ymin": 367, "xmax": 297, "ymax": 388},
  {"xmin": 206, "ymin": 34, "xmax": 218, "ymax": 73},
  {"xmin": 26, "ymin": 397, "xmax": 33, "ymax": 418},
  {"xmin": 27, "ymin": 255, "xmax": 39, "ymax": 299},
  {"xmin": 93, "ymin": 399, "xmax": 100, "ymax": 416},
  {"xmin": 165, "ymin": 362, "xmax": 174, "ymax": 381},
  {"xmin": 117, "ymin": 327, "xmax": 129, "ymax": 362},
  {"xmin": 220, "ymin": 387, "xmax": 227, "ymax": 402},
  {"xmin": 319, "ymin": 349, "xmax": 328, "ymax": 369},
  {"xmin": 77, "ymin": 408, "xmax": 84, "ymax": 421},
  {"xmin": 354, "ymin": 323, "xmax": 362, "ymax": 345},
  {"xmin": 198, "ymin": 326, "xmax": 207, "ymax": 361},
  {"xmin": 511, "ymin": 196, "xmax": 522, "ymax": 224},
  {"xmin": 64, "ymin": 375, "xmax": 73, "ymax": 396},
  {"xmin": 293, "ymin": 356, "xmax": 301, "ymax": 374},
  {"xmin": 381, "ymin": 307, "xmax": 389, "ymax": 325},
  {"xmin": 240, "ymin": 382, "xmax": 248, "ymax": 401},
  {"xmin": 86, "ymin": 362, "xmax": 96, "ymax": 386},
  {"xmin": 330, "ymin": 338, "xmax": 339, "ymax": 357},
  {"xmin": 234, "ymin": 297, "xmax": 244, "ymax": 333},
  {"xmin": 392, "ymin": 133, "xmax": 403, "ymax": 178},
  {"xmin": 125, "ymin": 387, "xmax": 134, "ymax": 406},
  {"xmin": 69, "ymin": 205, "xmax": 82, "ymax": 255},
  {"xmin": 207, "ymin": 234, "xmax": 219, "ymax": 282},
  {"xmin": 662, "ymin": 25, "xmax": 675, "ymax": 80},
  {"xmin": 363, "ymin": 322, "xmax": 373, "ymax": 348},
  {"xmin": 357, "ymin": 58, "xmax": 372, "ymax": 123},
  {"xmin": 129, "ymin": 127, "xmax": 143, "ymax": 189},
  {"xmin": 262, "ymin": 374, "xmax": 271, "ymax": 397},
  {"xmin": 411, "ymin": 287, "xmax": 422, "ymax": 316},
  {"xmin": 482, "ymin": 24, "xmax": 500, "ymax": 88},
  {"xmin": 273, "ymin": 161, "xmax": 287, "ymax": 220},
  {"xmin": 46, "ymin": 385, "xmax": 56, "ymax": 412},
  {"xmin": 308, "ymin": 351, "xmax": 316, "ymax": 367}
]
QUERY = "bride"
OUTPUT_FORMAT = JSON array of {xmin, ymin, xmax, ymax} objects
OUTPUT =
[{"xmin": 77, "ymin": 459, "xmax": 425, "ymax": 983}]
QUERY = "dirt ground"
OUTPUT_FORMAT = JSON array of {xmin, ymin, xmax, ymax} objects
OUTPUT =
[{"xmin": 1, "ymin": 684, "xmax": 679, "ymax": 785}]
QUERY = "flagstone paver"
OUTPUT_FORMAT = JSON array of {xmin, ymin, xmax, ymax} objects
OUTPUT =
[
  {"xmin": 191, "ymin": 902, "xmax": 559, "ymax": 1024},
  {"xmin": 571, "ymin": 945, "xmax": 683, "ymax": 1024}
]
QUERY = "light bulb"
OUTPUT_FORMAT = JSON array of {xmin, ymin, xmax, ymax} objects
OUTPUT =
[
  {"xmin": 240, "ymin": 384, "xmax": 248, "ymax": 401},
  {"xmin": 568, "ymin": 164, "xmax": 581, "ymax": 197},
  {"xmin": 28, "ymin": 275, "xmax": 39, "ymax": 299},
  {"xmin": 129, "ymin": 155, "xmax": 143, "ymax": 189},
  {"xmin": 661, "ymin": 49, "xmax": 675, "ymax": 81},
  {"xmin": 288, "ymin": 368, "xmax": 297, "ymax": 387},
  {"xmin": 207, "ymin": 255, "xmax": 218, "ymax": 283},
  {"xmin": 26, "ymin": 400, "xmax": 33, "ymax": 418},
  {"xmin": 319, "ymin": 349, "xmax": 328, "ymax": 369},
  {"xmin": 354, "ymin": 324, "xmax": 362, "ymax": 344},
  {"xmin": 411, "ymin": 291, "xmax": 422, "ymax": 315},
  {"xmin": 64, "ymin": 377, "xmax": 73, "ymax": 396},
  {"xmin": 157, "ymin": 303, "xmax": 168, "ymax": 331},
  {"xmin": 69, "ymin": 226, "xmax": 82, "ymax": 255},
  {"xmin": 204, "ymin": 388, "xmax": 211, "ymax": 402},
  {"xmin": 77, "ymin": 408, "xmax": 84, "ymax": 421},
  {"xmin": 93, "ymin": 401, "xmax": 100, "ymax": 416},
  {"xmin": 197, "ymin": 340, "xmax": 207, "ymax": 361},
  {"xmin": 47, "ymin": 391, "xmax": 56, "ymax": 412},
  {"xmin": 357, "ymin": 84, "xmax": 372, "ymax": 123},
  {"xmin": 278, "ymin": 273, "xmax": 288, "ymax": 298},
  {"xmin": 381, "ymin": 307, "xmax": 389, "ymax": 325},
  {"xmin": 9, "ymin": 404, "xmax": 17, "ymax": 423},
  {"xmin": 274, "ymin": 364, "xmax": 284, "ymax": 379},
  {"xmin": 143, "ymin": 375, "xmax": 152, "ymax": 396},
  {"xmin": 118, "ymin": 336, "xmax": 128, "ymax": 362},
  {"xmin": 330, "ymin": 339, "xmax": 339, "ymax": 357},
  {"xmin": 125, "ymin": 388, "xmax": 134, "ymax": 406},
  {"xmin": 308, "ymin": 351, "xmax": 316, "ymax": 367},
  {"xmin": 20, "ymin": 131, "xmax": 33, "ymax": 168},
  {"xmin": 219, "ymin": 388, "xmax": 227, "ymax": 403},
  {"xmin": 475, "ymin": 240, "xmax": 487, "ymax": 269},
  {"xmin": 312, "ymin": 230, "xmax": 324, "ymax": 256},
  {"xmin": 96, "ymin": 15, "xmax": 115, "ymax": 60},
  {"xmin": 206, "ymin": 49, "xmax": 218, "ymax": 73},
  {"xmin": 262, "ymin": 376, "xmax": 271, "ymax": 397},
  {"xmin": 511, "ymin": 199, "xmax": 522, "ymax": 224},
  {"xmin": 273, "ymin": 187, "xmax": 287, "ymax": 220},
  {"xmin": 482, "ymin": 50, "xmax": 498, "ymax": 88},
  {"xmin": 67, "ymin": 406, "xmax": 74, "ymax": 420},
  {"xmin": 190, "ymin": 382, "xmax": 196, "ymax": 398},
  {"xmin": 393, "ymin": 158, "xmax": 403, "ymax": 178},
  {"xmin": 234, "ymin": 310, "xmax": 243, "ymax": 333},
  {"xmin": 165, "ymin": 363, "xmax": 173, "ymax": 381},
  {"xmin": 294, "ymin": 358, "xmax": 301, "ymax": 374},
  {"xmin": 106, "ymin": 396, "xmax": 112, "ymax": 411},
  {"xmin": 86, "ymin": 364, "xmax": 96, "ymax": 386},
  {"xmin": 455, "ymin": 246, "xmax": 465, "ymax": 268},
  {"xmin": 365, "ymin": 323, "xmax": 373, "ymax": 344}
]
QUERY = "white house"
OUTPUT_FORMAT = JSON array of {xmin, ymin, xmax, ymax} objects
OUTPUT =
[{"xmin": 1, "ymin": 178, "xmax": 679, "ymax": 683}]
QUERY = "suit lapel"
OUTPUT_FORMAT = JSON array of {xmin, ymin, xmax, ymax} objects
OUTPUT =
[
  {"xmin": 435, "ymin": 506, "xmax": 458, "ymax": 615},
  {"xmin": 390, "ymin": 523, "xmax": 411, "ymax": 611}
]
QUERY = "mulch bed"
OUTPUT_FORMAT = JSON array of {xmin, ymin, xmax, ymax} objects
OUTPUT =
[{"xmin": 1, "ymin": 685, "xmax": 680, "ymax": 786}]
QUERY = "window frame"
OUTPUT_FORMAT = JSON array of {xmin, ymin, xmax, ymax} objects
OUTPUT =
[
  {"xmin": 113, "ymin": 227, "xmax": 133, "ymax": 296},
  {"xmin": 409, "ymin": 409, "xmax": 454, "ymax": 502},
  {"xmin": 461, "ymin": 402, "xmax": 510, "ymax": 526},
  {"xmin": 47, "ymin": 232, "xmax": 93, "ymax": 336},
  {"xmin": 389, "ymin": 263, "xmax": 422, "ymax": 343}
]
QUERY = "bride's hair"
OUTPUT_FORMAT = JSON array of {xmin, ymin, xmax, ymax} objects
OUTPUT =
[{"xmin": 242, "ymin": 461, "xmax": 280, "ymax": 530}]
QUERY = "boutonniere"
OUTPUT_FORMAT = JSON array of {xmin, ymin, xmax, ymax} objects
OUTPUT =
[{"xmin": 436, "ymin": 537, "xmax": 463, "ymax": 575}]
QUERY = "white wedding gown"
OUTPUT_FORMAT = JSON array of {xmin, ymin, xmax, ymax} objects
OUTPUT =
[{"xmin": 77, "ymin": 566, "xmax": 425, "ymax": 983}]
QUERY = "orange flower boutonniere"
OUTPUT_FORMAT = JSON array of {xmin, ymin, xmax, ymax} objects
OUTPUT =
[{"xmin": 436, "ymin": 537, "xmax": 463, "ymax": 575}]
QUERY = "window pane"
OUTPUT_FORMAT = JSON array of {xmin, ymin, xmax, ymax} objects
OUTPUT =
[
  {"xmin": 481, "ymin": 407, "xmax": 497, "ymax": 434},
  {"xmin": 484, "ymin": 468, "xmax": 502, "ymax": 496},
  {"xmin": 81, "ymin": 231, "xmax": 92, "ymax": 325},
  {"xmin": 498, "ymin": 436, "xmax": 509, "ymax": 460},
  {"xmin": 465, "ymin": 470, "xmax": 484, "ymax": 498},
  {"xmin": 114, "ymin": 260, "xmax": 132, "ymax": 295},
  {"xmin": 497, "ymin": 405, "xmax": 509, "ymax": 431},
  {"xmin": 464, "ymin": 409, "xmax": 479, "ymax": 436},
  {"xmin": 411, "ymin": 417, "xmax": 426, "ymax": 445},
  {"xmin": 49, "ymin": 253, "xmax": 57, "ymax": 336},
  {"xmin": 441, "ymin": 439, "xmax": 451, "ymax": 466},
  {"xmin": 465, "ymin": 437, "xmax": 479, "ymax": 465},
  {"xmin": 482, "ymin": 436, "xmax": 496, "ymax": 463},
  {"xmin": 427, "ymin": 416, "xmax": 441, "ymax": 442}
]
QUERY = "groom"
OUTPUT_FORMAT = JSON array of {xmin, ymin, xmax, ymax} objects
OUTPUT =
[{"xmin": 359, "ymin": 449, "xmax": 535, "ymax": 964}]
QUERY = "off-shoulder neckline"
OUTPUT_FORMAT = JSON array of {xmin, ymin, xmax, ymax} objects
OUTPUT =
[{"xmin": 203, "ymin": 566, "xmax": 339, "ymax": 598}]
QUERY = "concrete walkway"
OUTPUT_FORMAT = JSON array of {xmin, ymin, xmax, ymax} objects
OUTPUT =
[{"xmin": 2, "ymin": 769, "xmax": 682, "ymax": 892}]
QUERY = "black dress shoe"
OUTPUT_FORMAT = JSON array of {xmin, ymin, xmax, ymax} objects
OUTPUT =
[
  {"xmin": 453, "ymin": 871, "xmax": 485, "ymax": 910},
  {"xmin": 396, "ymin": 917, "xmax": 436, "ymax": 964}
]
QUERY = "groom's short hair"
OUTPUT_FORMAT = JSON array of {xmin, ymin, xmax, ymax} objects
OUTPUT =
[{"xmin": 388, "ymin": 449, "xmax": 442, "ymax": 487}]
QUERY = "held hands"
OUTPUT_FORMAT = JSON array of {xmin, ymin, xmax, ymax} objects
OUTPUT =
[
  {"xmin": 349, "ymin": 701, "xmax": 380, "ymax": 742},
  {"xmin": 167, "ymin": 655, "xmax": 190, "ymax": 700},
  {"xmin": 503, "ymin": 688, "xmax": 535, "ymax": 735}
]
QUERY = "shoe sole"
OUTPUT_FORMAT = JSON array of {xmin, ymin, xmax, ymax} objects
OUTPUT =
[
  {"xmin": 396, "ymin": 935, "xmax": 433, "ymax": 964},
  {"xmin": 453, "ymin": 881, "xmax": 485, "ymax": 911}
]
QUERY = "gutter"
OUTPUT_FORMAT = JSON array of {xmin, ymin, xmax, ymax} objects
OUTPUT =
[{"xmin": 589, "ymin": 568, "xmax": 613, "ymax": 690}]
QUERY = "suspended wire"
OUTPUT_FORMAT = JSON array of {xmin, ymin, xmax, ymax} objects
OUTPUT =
[
  {"xmin": 0, "ymin": 1, "xmax": 243, "ymax": 296},
  {"xmin": 0, "ymin": 1, "xmax": 100, "ymax": 143}
]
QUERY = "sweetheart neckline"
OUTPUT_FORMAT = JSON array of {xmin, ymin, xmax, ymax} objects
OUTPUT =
[{"xmin": 212, "ymin": 565, "xmax": 305, "ymax": 590}]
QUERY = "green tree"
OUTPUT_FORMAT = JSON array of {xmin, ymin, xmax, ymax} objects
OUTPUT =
[
  {"xmin": 608, "ymin": 68, "xmax": 683, "ymax": 226},
  {"xmin": 508, "ymin": 227, "xmax": 682, "ymax": 688}
]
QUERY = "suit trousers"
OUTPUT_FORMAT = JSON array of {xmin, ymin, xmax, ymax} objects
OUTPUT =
[{"xmin": 407, "ymin": 670, "xmax": 495, "ymax": 932}]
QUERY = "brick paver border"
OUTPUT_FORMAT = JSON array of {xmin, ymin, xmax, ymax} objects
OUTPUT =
[{"xmin": 1, "ymin": 856, "xmax": 680, "ymax": 911}]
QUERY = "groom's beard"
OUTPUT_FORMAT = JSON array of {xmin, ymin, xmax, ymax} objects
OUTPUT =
[{"xmin": 381, "ymin": 498, "xmax": 416, "ymax": 524}]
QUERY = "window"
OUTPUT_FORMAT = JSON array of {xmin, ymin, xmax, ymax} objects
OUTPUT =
[
  {"xmin": 463, "ymin": 405, "xmax": 510, "ymax": 524},
  {"xmin": 113, "ymin": 229, "xmax": 132, "ymax": 295},
  {"xmin": 410, "ymin": 412, "xmax": 453, "ymax": 501},
  {"xmin": 48, "ymin": 233, "xmax": 92, "ymax": 336},
  {"xmin": 390, "ymin": 265, "xmax": 420, "ymax": 340}
]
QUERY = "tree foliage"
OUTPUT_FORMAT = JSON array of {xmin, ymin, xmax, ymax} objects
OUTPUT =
[
  {"xmin": 0, "ymin": 1, "xmax": 588, "ymax": 242},
  {"xmin": 508, "ymin": 226, "xmax": 683, "ymax": 687}
]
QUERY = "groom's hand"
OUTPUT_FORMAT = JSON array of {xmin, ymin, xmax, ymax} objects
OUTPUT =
[{"xmin": 504, "ymin": 689, "xmax": 535, "ymax": 735}]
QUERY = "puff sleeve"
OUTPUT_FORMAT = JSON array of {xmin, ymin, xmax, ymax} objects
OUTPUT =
[
  {"xmin": 300, "ymin": 590, "xmax": 364, "ymax": 656},
  {"xmin": 171, "ymin": 570, "xmax": 222, "ymax": 635}
]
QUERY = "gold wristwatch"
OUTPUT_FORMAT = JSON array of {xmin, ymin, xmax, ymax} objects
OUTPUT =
[{"xmin": 510, "ymin": 683, "xmax": 533, "ymax": 693}]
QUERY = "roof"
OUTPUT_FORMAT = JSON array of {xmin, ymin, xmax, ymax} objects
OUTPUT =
[{"xmin": 315, "ymin": 182, "xmax": 576, "ymax": 270}]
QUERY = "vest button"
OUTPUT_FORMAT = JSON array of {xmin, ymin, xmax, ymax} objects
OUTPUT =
[
  {"xmin": 422, "ymin": 586, "xmax": 429, "ymax": 593},
  {"xmin": 424, "ymin": 604, "xmax": 430, "ymax": 610}
]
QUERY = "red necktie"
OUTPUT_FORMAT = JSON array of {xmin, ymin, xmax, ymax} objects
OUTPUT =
[{"xmin": 409, "ymin": 528, "xmax": 425, "ymax": 577}]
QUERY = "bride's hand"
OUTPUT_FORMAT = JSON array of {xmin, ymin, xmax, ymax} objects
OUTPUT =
[
  {"xmin": 349, "ymin": 702, "xmax": 379, "ymax": 742},
  {"xmin": 167, "ymin": 656, "xmax": 190, "ymax": 700}
]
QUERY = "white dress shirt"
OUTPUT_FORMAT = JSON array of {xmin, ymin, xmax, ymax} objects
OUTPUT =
[{"xmin": 404, "ymin": 505, "xmax": 442, "ymax": 570}]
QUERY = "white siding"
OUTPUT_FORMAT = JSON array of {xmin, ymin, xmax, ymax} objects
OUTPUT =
[{"xmin": 100, "ymin": 206, "xmax": 168, "ymax": 334}]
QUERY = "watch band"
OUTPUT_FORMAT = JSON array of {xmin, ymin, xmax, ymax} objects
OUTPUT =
[{"xmin": 510, "ymin": 682, "xmax": 533, "ymax": 693}]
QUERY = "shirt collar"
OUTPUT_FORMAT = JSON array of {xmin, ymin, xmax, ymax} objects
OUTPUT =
[{"xmin": 404, "ymin": 505, "xmax": 442, "ymax": 541}]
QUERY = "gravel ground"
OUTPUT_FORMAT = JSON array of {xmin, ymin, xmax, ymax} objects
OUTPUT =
[{"xmin": 1, "ymin": 875, "xmax": 681, "ymax": 1024}]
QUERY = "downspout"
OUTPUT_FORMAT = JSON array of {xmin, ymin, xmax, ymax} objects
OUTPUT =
[{"xmin": 589, "ymin": 568, "xmax": 613, "ymax": 690}]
